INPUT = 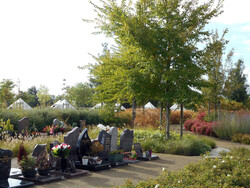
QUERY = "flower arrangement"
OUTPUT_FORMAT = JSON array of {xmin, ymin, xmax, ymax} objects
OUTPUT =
[
  {"xmin": 51, "ymin": 143, "xmax": 71, "ymax": 158},
  {"xmin": 90, "ymin": 141, "xmax": 103, "ymax": 156}
]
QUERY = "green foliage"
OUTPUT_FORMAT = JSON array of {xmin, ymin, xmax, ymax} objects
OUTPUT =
[
  {"xmin": 221, "ymin": 99, "xmax": 244, "ymax": 111},
  {"xmin": 37, "ymin": 85, "xmax": 50, "ymax": 107},
  {"xmin": 0, "ymin": 119, "xmax": 14, "ymax": 131},
  {"xmin": 133, "ymin": 129, "xmax": 214, "ymax": 156},
  {"xmin": 0, "ymin": 79, "xmax": 15, "ymax": 108},
  {"xmin": 120, "ymin": 148, "xmax": 250, "ymax": 188},
  {"xmin": 19, "ymin": 155, "xmax": 36, "ymax": 171},
  {"xmin": 231, "ymin": 134, "xmax": 250, "ymax": 145},
  {"xmin": 213, "ymin": 111, "xmax": 250, "ymax": 140}
]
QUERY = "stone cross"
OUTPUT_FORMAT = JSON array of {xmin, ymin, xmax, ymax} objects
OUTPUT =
[
  {"xmin": 64, "ymin": 127, "xmax": 81, "ymax": 161},
  {"xmin": 108, "ymin": 127, "xmax": 118, "ymax": 151},
  {"xmin": 18, "ymin": 117, "xmax": 29, "ymax": 133}
]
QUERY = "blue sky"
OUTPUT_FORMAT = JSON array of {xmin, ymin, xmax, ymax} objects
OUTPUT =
[{"xmin": 0, "ymin": 0, "xmax": 249, "ymax": 95}]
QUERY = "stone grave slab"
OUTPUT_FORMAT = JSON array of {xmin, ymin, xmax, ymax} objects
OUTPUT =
[
  {"xmin": 12, "ymin": 174, "xmax": 63, "ymax": 185},
  {"xmin": 32, "ymin": 144, "xmax": 47, "ymax": 157},
  {"xmin": 134, "ymin": 143, "xmax": 159, "ymax": 161},
  {"xmin": 110, "ymin": 161, "xmax": 128, "ymax": 168},
  {"xmin": 108, "ymin": 127, "xmax": 118, "ymax": 151},
  {"xmin": 0, "ymin": 149, "xmax": 13, "ymax": 181},
  {"xmin": 119, "ymin": 129, "xmax": 134, "ymax": 152},
  {"xmin": 48, "ymin": 169, "xmax": 90, "ymax": 179},
  {"xmin": 64, "ymin": 127, "xmax": 81, "ymax": 161},
  {"xmin": 76, "ymin": 128, "xmax": 92, "ymax": 161},
  {"xmin": 98, "ymin": 130, "xmax": 111, "ymax": 160},
  {"xmin": 74, "ymin": 161, "xmax": 111, "ymax": 172},
  {"xmin": 18, "ymin": 117, "xmax": 29, "ymax": 134},
  {"xmin": 0, "ymin": 178, "xmax": 34, "ymax": 188},
  {"xmin": 10, "ymin": 168, "xmax": 22, "ymax": 178}
]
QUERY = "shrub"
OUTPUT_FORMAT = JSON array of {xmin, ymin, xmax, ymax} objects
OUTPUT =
[
  {"xmin": 120, "ymin": 148, "xmax": 250, "ymax": 188},
  {"xmin": 213, "ymin": 111, "xmax": 250, "ymax": 140},
  {"xmin": 231, "ymin": 134, "xmax": 250, "ymax": 144}
]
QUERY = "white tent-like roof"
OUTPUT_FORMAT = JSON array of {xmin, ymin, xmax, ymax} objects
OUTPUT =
[
  {"xmin": 170, "ymin": 104, "xmax": 186, "ymax": 111},
  {"xmin": 7, "ymin": 98, "xmax": 32, "ymax": 110},
  {"xmin": 92, "ymin": 103, "xmax": 126, "ymax": 110},
  {"xmin": 144, "ymin": 102, "xmax": 156, "ymax": 109},
  {"xmin": 51, "ymin": 99, "xmax": 76, "ymax": 110}
]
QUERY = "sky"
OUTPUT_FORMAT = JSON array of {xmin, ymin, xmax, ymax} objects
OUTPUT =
[{"xmin": 0, "ymin": 0, "xmax": 249, "ymax": 96}]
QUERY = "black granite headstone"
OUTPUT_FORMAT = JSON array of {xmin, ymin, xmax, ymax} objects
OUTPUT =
[
  {"xmin": 119, "ymin": 129, "xmax": 134, "ymax": 152},
  {"xmin": 134, "ymin": 143, "xmax": 143, "ymax": 157},
  {"xmin": 98, "ymin": 130, "xmax": 111, "ymax": 159},
  {"xmin": 76, "ymin": 128, "xmax": 92, "ymax": 161},
  {"xmin": 0, "ymin": 149, "xmax": 13, "ymax": 181}
]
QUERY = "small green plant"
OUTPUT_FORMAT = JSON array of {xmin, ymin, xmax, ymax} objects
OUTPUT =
[
  {"xmin": 110, "ymin": 149, "xmax": 124, "ymax": 155},
  {"xmin": 0, "ymin": 119, "xmax": 14, "ymax": 131},
  {"xmin": 19, "ymin": 155, "xmax": 36, "ymax": 171}
]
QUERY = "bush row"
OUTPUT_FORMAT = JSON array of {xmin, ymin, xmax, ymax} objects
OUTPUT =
[
  {"xmin": 120, "ymin": 148, "xmax": 250, "ymax": 188},
  {"xmin": 0, "ymin": 108, "xmax": 131, "ymax": 131}
]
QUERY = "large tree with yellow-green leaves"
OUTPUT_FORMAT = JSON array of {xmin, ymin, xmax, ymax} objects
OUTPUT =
[{"xmin": 88, "ymin": 0, "xmax": 224, "ymax": 137}]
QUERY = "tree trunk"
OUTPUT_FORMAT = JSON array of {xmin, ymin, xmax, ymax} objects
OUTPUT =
[
  {"xmin": 214, "ymin": 101, "xmax": 217, "ymax": 121},
  {"xmin": 180, "ymin": 103, "xmax": 184, "ymax": 137},
  {"xmin": 132, "ymin": 100, "xmax": 136, "ymax": 127},
  {"xmin": 218, "ymin": 100, "xmax": 221, "ymax": 121},
  {"xmin": 165, "ymin": 102, "xmax": 170, "ymax": 139},
  {"xmin": 159, "ymin": 102, "xmax": 163, "ymax": 131}
]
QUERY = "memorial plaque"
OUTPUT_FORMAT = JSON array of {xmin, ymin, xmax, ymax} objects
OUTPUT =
[
  {"xmin": 134, "ymin": 143, "xmax": 143, "ymax": 157},
  {"xmin": 119, "ymin": 129, "xmax": 134, "ymax": 152},
  {"xmin": 76, "ymin": 128, "xmax": 92, "ymax": 161},
  {"xmin": 98, "ymin": 130, "xmax": 111, "ymax": 159}
]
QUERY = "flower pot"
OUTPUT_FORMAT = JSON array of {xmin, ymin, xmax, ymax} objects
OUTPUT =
[
  {"xmin": 38, "ymin": 168, "xmax": 49, "ymax": 176},
  {"xmin": 82, "ymin": 158, "xmax": 89, "ymax": 165},
  {"xmin": 109, "ymin": 154, "xmax": 124, "ymax": 162},
  {"xmin": 96, "ymin": 159, "xmax": 102, "ymax": 165},
  {"xmin": 22, "ymin": 169, "xmax": 37, "ymax": 178}
]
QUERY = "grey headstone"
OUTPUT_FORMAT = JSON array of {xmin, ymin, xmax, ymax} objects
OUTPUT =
[
  {"xmin": 134, "ymin": 143, "xmax": 143, "ymax": 157},
  {"xmin": 0, "ymin": 149, "xmax": 13, "ymax": 181},
  {"xmin": 17, "ymin": 117, "xmax": 29, "ymax": 133},
  {"xmin": 98, "ymin": 130, "xmax": 111, "ymax": 159},
  {"xmin": 108, "ymin": 127, "xmax": 118, "ymax": 151},
  {"xmin": 53, "ymin": 119, "xmax": 60, "ymax": 126},
  {"xmin": 32, "ymin": 144, "xmax": 47, "ymax": 157},
  {"xmin": 120, "ymin": 129, "xmax": 134, "ymax": 152},
  {"xmin": 64, "ymin": 127, "xmax": 81, "ymax": 160},
  {"xmin": 76, "ymin": 128, "xmax": 92, "ymax": 161}
]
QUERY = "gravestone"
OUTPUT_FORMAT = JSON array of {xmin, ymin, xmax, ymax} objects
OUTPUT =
[
  {"xmin": 98, "ymin": 130, "xmax": 111, "ymax": 159},
  {"xmin": 76, "ymin": 128, "xmax": 92, "ymax": 161},
  {"xmin": 17, "ymin": 117, "xmax": 29, "ymax": 133},
  {"xmin": 53, "ymin": 119, "xmax": 60, "ymax": 126},
  {"xmin": 79, "ymin": 120, "xmax": 86, "ymax": 130},
  {"xmin": 134, "ymin": 143, "xmax": 143, "ymax": 157},
  {"xmin": 0, "ymin": 149, "xmax": 13, "ymax": 181},
  {"xmin": 119, "ymin": 129, "xmax": 134, "ymax": 152},
  {"xmin": 32, "ymin": 144, "xmax": 47, "ymax": 157},
  {"xmin": 64, "ymin": 127, "xmax": 81, "ymax": 161},
  {"xmin": 108, "ymin": 127, "xmax": 118, "ymax": 151}
]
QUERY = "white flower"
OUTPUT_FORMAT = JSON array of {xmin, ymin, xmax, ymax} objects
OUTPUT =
[
  {"xmin": 230, "ymin": 156, "xmax": 233, "ymax": 159},
  {"xmin": 155, "ymin": 184, "xmax": 160, "ymax": 188},
  {"xmin": 162, "ymin": 167, "xmax": 165, "ymax": 171},
  {"xmin": 178, "ymin": 180, "xmax": 182, "ymax": 183},
  {"xmin": 227, "ymin": 174, "xmax": 231, "ymax": 177},
  {"xmin": 213, "ymin": 165, "xmax": 217, "ymax": 169},
  {"xmin": 222, "ymin": 160, "xmax": 226, "ymax": 163}
]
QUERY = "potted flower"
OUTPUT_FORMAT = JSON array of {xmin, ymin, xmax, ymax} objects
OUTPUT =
[
  {"xmin": 19, "ymin": 155, "xmax": 37, "ymax": 178},
  {"xmin": 109, "ymin": 149, "xmax": 124, "ymax": 163},
  {"xmin": 141, "ymin": 142, "xmax": 153, "ymax": 157},
  {"xmin": 51, "ymin": 143, "xmax": 71, "ymax": 172},
  {"xmin": 82, "ymin": 156, "xmax": 90, "ymax": 165},
  {"xmin": 36, "ymin": 150, "xmax": 50, "ymax": 176}
]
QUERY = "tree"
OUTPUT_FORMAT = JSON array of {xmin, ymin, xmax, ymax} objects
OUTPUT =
[
  {"xmin": 224, "ymin": 59, "xmax": 249, "ymax": 104},
  {"xmin": 0, "ymin": 79, "xmax": 15, "ymax": 108},
  {"xmin": 66, "ymin": 83, "xmax": 94, "ymax": 108},
  {"xmin": 202, "ymin": 29, "xmax": 228, "ymax": 116},
  {"xmin": 88, "ymin": 0, "xmax": 223, "ymax": 136},
  {"xmin": 37, "ymin": 85, "xmax": 50, "ymax": 107},
  {"xmin": 27, "ymin": 86, "xmax": 39, "ymax": 107}
]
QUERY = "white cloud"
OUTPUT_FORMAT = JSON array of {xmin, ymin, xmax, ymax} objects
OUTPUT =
[{"xmin": 240, "ymin": 25, "xmax": 250, "ymax": 32}]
